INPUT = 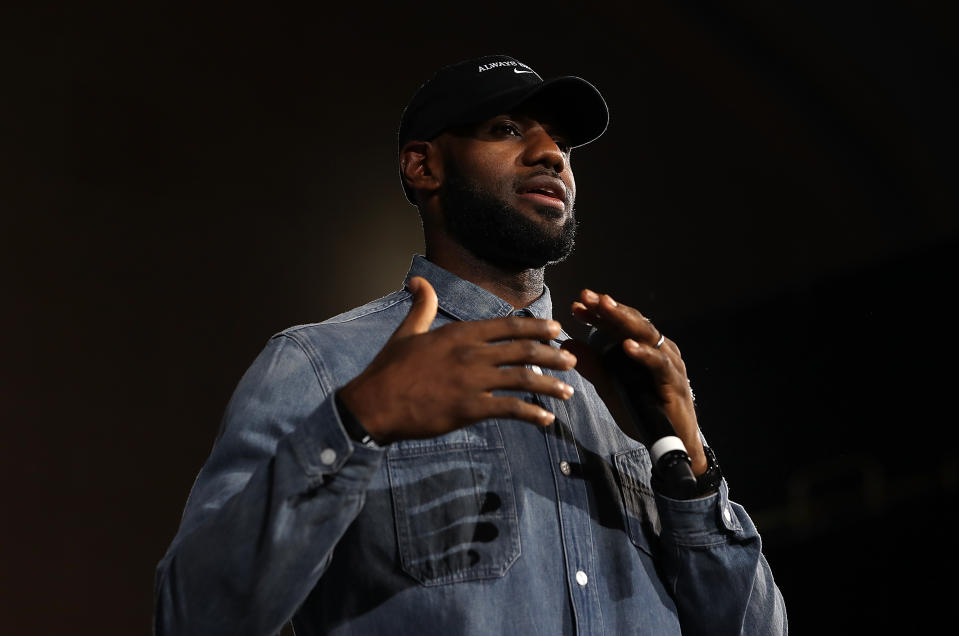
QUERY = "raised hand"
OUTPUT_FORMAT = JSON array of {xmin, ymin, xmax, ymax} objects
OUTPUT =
[
  {"xmin": 563, "ymin": 289, "xmax": 707, "ymax": 475},
  {"xmin": 337, "ymin": 276, "xmax": 578, "ymax": 444}
]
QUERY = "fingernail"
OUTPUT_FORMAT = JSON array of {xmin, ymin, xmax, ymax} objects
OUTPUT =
[
  {"xmin": 542, "ymin": 410, "xmax": 556, "ymax": 425},
  {"xmin": 584, "ymin": 290, "xmax": 599, "ymax": 303},
  {"xmin": 558, "ymin": 382, "xmax": 574, "ymax": 398},
  {"xmin": 605, "ymin": 295, "xmax": 617, "ymax": 307},
  {"xmin": 625, "ymin": 339, "xmax": 640, "ymax": 351},
  {"xmin": 561, "ymin": 350, "xmax": 577, "ymax": 364}
]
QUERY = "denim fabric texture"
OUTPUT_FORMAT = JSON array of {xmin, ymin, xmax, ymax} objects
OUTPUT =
[{"xmin": 155, "ymin": 255, "xmax": 787, "ymax": 636}]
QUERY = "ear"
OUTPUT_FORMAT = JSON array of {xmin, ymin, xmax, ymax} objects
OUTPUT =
[{"xmin": 399, "ymin": 140, "xmax": 443, "ymax": 197}]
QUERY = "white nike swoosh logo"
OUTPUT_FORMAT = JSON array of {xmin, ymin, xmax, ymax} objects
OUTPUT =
[{"xmin": 513, "ymin": 68, "xmax": 535, "ymax": 74}]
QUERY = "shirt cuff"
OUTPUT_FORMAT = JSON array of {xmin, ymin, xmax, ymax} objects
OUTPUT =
[
  {"xmin": 286, "ymin": 393, "xmax": 385, "ymax": 485},
  {"xmin": 654, "ymin": 479, "xmax": 748, "ymax": 547}
]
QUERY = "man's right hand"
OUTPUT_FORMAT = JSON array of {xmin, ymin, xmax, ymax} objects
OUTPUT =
[{"xmin": 337, "ymin": 276, "xmax": 577, "ymax": 444}]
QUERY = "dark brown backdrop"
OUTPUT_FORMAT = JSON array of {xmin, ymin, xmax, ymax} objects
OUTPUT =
[{"xmin": 3, "ymin": 2, "xmax": 957, "ymax": 634}]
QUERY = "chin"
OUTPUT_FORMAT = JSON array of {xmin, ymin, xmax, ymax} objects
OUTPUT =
[
  {"xmin": 514, "ymin": 198, "xmax": 566, "ymax": 223},
  {"xmin": 535, "ymin": 205, "xmax": 566, "ymax": 222}
]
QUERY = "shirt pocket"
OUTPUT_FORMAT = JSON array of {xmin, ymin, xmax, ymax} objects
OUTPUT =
[
  {"xmin": 386, "ymin": 423, "xmax": 521, "ymax": 586},
  {"xmin": 613, "ymin": 447, "xmax": 661, "ymax": 556}
]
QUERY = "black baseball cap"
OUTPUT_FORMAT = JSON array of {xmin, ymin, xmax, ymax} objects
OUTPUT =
[{"xmin": 398, "ymin": 54, "xmax": 609, "ymax": 152}]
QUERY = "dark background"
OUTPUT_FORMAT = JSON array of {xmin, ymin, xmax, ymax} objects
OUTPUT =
[{"xmin": 3, "ymin": 2, "xmax": 957, "ymax": 634}]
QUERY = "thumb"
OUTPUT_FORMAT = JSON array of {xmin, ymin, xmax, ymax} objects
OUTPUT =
[{"xmin": 393, "ymin": 276, "xmax": 438, "ymax": 338}]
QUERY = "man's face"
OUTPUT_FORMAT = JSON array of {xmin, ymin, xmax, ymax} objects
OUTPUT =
[{"xmin": 437, "ymin": 112, "xmax": 578, "ymax": 271}]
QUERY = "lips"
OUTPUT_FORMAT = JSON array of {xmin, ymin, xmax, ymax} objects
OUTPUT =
[{"xmin": 517, "ymin": 174, "xmax": 568, "ymax": 207}]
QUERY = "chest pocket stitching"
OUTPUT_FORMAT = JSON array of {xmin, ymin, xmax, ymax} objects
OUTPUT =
[
  {"xmin": 614, "ymin": 447, "xmax": 661, "ymax": 556},
  {"xmin": 387, "ymin": 425, "xmax": 492, "ymax": 455},
  {"xmin": 387, "ymin": 421, "xmax": 521, "ymax": 586}
]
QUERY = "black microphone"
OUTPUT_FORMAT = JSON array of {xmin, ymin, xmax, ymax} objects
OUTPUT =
[{"xmin": 588, "ymin": 328, "xmax": 698, "ymax": 499}]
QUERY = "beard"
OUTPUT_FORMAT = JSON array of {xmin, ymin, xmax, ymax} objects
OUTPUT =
[{"xmin": 438, "ymin": 161, "xmax": 577, "ymax": 271}]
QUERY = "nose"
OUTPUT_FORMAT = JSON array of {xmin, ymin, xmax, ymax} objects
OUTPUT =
[{"xmin": 521, "ymin": 127, "xmax": 567, "ymax": 174}]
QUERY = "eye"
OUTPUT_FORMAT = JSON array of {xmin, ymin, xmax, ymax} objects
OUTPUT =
[{"xmin": 493, "ymin": 121, "xmax": 522, "ymax": 137}]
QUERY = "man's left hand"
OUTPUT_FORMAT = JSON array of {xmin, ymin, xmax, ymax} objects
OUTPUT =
[{"xmin": 562, "ymin": 289, "xmax": 707, "ymax": 476}]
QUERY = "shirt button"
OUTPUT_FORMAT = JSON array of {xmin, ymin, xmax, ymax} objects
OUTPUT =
[
  {"xmin": 559, "ymin": 461, "xmax": 571, "ymax": 476},
  {"xmin": 530, "ymin": 364, "xmax": 543, "ymax": 375},
  {"xmin": 320, "ymin": 448, "xmax": 337, "ymax": 466},
  {"xmin": 575, "ymin": 570, "xmax": 588, "ymax": 586}
]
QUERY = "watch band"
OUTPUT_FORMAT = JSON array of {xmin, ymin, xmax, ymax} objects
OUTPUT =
[
  {"xmin": 695, "ymin": 445, "xmax": 722, "ymax": 495},
  {"xmin": 651, "ymin": 445, "xmax": 723, "ymax": 499}
]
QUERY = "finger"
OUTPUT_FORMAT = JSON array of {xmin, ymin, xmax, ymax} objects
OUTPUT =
[
  {"xmin": 582, "ymin": 291, "xmax": 660, "ymax": 345},
  {"xmin": 576, "ymin": 289, "xmax": 621, "ymax": 328},
  {"xmin": 600, "ymin": 295, "xmax": 657, "ymax": 339},
  {"xmin": 471, "ymin": 395, "xmax": 556, "ymax": 427},
  {"xmin": 579, "ymin": 288, "xmax": 602, "ymax": 308},
  {"xmin": 482, "ymin": 339, "xmax": 577, "ymax": 370},
  {"xmin": 482, "ymin": 366, "xmax": 576, "ymax": 400},
  {"xmin": 623, "ymin": 339, "xmax": 697, "ymax": 435},
  {"xmin": 622, "ymin": 338, "xmax": 673, "ymax": 376},
  {"xmin": 570, "ymin": 301, "xmax": 601, "ymax": 326},
  {"xmin": 467, "ymin": 315, "xmax": 563, "ymax": 343},
  {"xmin": 393, "ymin": 276, "xmax": 439, "ymax": 339}
]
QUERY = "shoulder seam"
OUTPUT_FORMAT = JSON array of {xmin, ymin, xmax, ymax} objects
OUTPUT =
[
  {"xmin": 270, "ymin": 290, "xmax": 413, "ymax": 389},
  {"xmin": 274, "ymin": 331, "xmax": 334, "ymax": 392},
  {"xmin": 283, "ymin": 291, "xmax": 412, "ymax": 333}
]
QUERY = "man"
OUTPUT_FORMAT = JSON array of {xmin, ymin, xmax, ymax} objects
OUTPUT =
[{"xmin": 155, "ymin": 55, "xmax": 787, "ymax": 635}]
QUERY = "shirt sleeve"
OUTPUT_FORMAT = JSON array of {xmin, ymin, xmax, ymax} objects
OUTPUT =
[
  {"xmin": 654, "ymin": 480, "xmax": 788, "ymax": 635},
  {"xmin": 154, "ymin": 333, "xmax": 385, "ymax": 636}
]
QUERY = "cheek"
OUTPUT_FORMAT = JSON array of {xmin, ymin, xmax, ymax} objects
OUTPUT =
[{"xmin": 468, "ymin": 157, "xmax": 519, "ymax": 193}]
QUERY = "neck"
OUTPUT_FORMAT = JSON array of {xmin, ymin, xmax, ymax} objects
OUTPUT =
[{"xmin": 425, "ymin": 233, "xmax": 545, "ymax": 310}]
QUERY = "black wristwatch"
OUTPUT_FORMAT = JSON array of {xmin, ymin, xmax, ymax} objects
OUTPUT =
[
  {"xmin": 695, "ymin": 445, "xmax": 723, "ymax": 495},
  {"xmin": 651, "ymin": 445, "xmax": 722, "ymax": 499},
  {"xmin": 334, "ymin": 392, "xmax": 382, "ymax": 449}
]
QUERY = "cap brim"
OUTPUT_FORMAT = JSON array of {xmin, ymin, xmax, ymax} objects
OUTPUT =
[
  {"xmin": 517, "ymin": 76, "xmax": 609, "ymax": 148},
  {"xmin": 440, "ymin": 76, "xmax": 609, "ymax": 148}
]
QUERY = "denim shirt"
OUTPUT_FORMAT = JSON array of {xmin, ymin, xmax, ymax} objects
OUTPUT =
[{"xmin": 155, "ymin": 255, "xmax": 787, "ymax": 636}]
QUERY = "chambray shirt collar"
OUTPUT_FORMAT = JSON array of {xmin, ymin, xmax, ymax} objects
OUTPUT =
[{"xmin": 404, "ymin": 254, "xmax": 554, "ymax": 322}]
